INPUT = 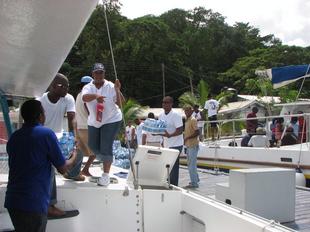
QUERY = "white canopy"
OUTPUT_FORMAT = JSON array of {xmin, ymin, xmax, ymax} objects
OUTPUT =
[{"xmin": 0, "ymin": 0, "xmax": 98, "ymax": 97}]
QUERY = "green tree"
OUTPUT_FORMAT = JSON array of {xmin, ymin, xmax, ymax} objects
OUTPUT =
[
  {"xmin": 118, "ymin": 98, "xmax": 148, "ymax": 141},
  {"xmin": 219, "ymin": 45, "xmax": 310, "ymax": 101},
  {"xmin": 178, "ymin": 92, "xmax": 198, "ymax": 108},
  {"xmin": 178, "ymin": 79, "xmax": 210, "ymax": 107},
  {"xmin": 61, "ymin": 4, "xmax": 310, "ymax": 108}
]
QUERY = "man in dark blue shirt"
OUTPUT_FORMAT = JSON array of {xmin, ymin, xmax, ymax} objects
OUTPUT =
[{"xmin": 5, "ymin": 100, "xmax": 77, "ymax": 232}]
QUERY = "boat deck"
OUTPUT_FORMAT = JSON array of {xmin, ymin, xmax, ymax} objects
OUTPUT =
[
  {"xmin": 179, "ymin": 166, "xmax": 310, "ymax": 232},
  {"xmin": 1, "ymin": 161, "xmax": 310, "ymax": 231}
]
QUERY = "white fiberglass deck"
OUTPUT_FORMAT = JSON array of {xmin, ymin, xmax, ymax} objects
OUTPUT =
[{"xmin": 0, "ymin": 164, "xmax": 296, "ymax": 232}]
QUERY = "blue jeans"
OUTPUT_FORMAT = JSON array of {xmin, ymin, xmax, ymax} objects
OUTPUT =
[
  {"xmin": 169, "ymin": 145, "xmax": 183, "ymax": 186},
  {"xmin": 88, "ymin": 121, "xmax": 121, "ymax": 162},
  {"xmin": 66, "ymin": 150, "xmax": 83, "ymax": 178},
  {"xmin": 49, "ymin": 168, "xmax": 56, "ymax": 206},
  {"xmin": 49, "ymin": 151, "xmax": 83, "ymax": 205},
  {"xmin": 186, "ymin": 145, "xmax": 199, "ymax": 187}
]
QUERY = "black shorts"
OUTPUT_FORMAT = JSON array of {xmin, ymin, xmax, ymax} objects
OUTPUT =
[{"xmin": 208, "ymin": 115, "xmax": 218, "ymax": 128}]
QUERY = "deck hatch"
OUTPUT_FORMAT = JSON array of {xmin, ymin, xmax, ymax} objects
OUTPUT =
[{"xmin": 147, "ymin": 150, "xmax": 162, "ymax": 155}]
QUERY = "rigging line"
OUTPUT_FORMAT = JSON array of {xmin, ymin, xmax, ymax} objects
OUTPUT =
[
  {"xmin": 167, "ymin": 76, "xmax": 190, "ymax": 86},
  {"xmin": 164, "ymin": 66, "xmax": 191, "ymax": 80},
  {"xmin": 103, "ymin": 3, "xmax": 137, "ymax": 187},
  {"xmin": 165, "ymin": 65, "xmax": 213, "ymax": 80},
  {"xmin": 163, "ymin": 68, "xmax": 192, "ymax": 86},
  {"xmin": 103, "ymin": 5, "xmax": 117, "ymax": 81},
  {"xmin": 287, "ymin": 64, "xmax": 310, "ymax": 117},
  {"xmin": 296, "ymin": 64, "xmax": 310, "ymax": 101},
  {"xmin": 136, "ymin": 86, "xmax": 191, "ymax": 102}
]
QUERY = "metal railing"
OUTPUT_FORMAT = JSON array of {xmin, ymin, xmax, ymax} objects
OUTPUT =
[{"xmin": 202, "ymin": 113, "xmax": 310, "ymax": 148}]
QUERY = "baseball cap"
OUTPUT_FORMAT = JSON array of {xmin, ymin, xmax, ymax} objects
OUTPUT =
[
  {"xmin": 81, "ymin": 76, "xmax": 93, "ymax": 83},
  {"xmin": 92, "ymin": 63, "xmax": 105, "ymax": 72}
]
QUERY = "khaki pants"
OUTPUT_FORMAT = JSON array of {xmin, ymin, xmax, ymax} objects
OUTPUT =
[{"xmin": 76, "ymin": 129, "xmax": 94, "ymax": 157}]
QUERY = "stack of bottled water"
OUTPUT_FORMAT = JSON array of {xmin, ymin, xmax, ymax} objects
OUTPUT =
[
  {"xmin": 58, "ymin": 132, "xmax": 75, "ymax": 159},
  {"xmin": 112, "ymin": 140, "xmax": 132, "ymax": 169},
  {"xmin": 142, "ymin": 118, "xmax": 167, "ymax": 134}
]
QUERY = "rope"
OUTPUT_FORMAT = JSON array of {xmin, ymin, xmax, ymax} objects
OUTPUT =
[
  {"xmin": 297, "ymin": 114, "xmax": 307, "ymax": 168},
  {"xmin": 295, "ymin": 64, "xmax": 310, "ymax": 102},
  {"xmin": 103, "ymin": 4, "xmax": 137, "ymax": 187}
]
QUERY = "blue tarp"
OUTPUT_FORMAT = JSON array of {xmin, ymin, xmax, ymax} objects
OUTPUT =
[
  {"xmin": 256, "ymin": 64, "xmax": 310, "ymax": 89},
  {"xmin": 271, "ymin": 65, "xmax": 310, "ymax": 87}
]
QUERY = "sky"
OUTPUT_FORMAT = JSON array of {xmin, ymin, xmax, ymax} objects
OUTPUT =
[{"xmin": 119, "ymin": 0, "xmax": 310, "ymax": 47}]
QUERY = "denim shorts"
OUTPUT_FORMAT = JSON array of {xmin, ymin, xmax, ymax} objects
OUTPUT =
[{"xmin": 88, "ymin": 121, "xmax": 121, "ymax": 162}]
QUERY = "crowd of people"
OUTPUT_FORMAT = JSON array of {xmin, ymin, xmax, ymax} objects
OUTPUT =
[
  {"xmin": 5, "ymin": 63, "xmax": 125, "ymax": 230},
  {"xmin": 240, "ymin": 107, "xmax": 307, "ymax": 148},
  {"xmin": 3, "ymin": 60, "xmax": 205, "ymax": 231},
  {"xmin": 7, "ymin": 61, "xmax": 309, "ymax": 232}
]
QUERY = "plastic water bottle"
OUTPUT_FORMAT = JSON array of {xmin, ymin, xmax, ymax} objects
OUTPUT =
[
  {"xmin": 59, "ymin": 132, "xmax": 68, "ymax": 158},
  {"xmin": 58, "ymin": 132, "xmax": 75, "ymax": 159},
  {"xmin": 67, "ymin": 132, "xmax": 75, "ymax": 157},
  {"xmin": 96, "ymin": 103, "xmax": 104, "ymax": 122}
]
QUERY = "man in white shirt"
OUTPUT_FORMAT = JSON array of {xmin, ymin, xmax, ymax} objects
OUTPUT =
[
  {"xmin": 76, "ymin": 76, "xmax": 96, "ymax": 177},
  {"xmin": 248, "ymin": 127, "xmax": 270, "ymax": 147},
  {"xmin": 134, "ymin": 118, "xmax": 144, "ymax": 146},
  {"xmin": 159, "ymin": 96, "xmax": 183, "ymax": 186},
  {"xmin": 142, "ymin": 112, "xmax": 162, "ymax": 147},
  {"xmin": 125, "ymin": 120, "xmax": 136, "ymax": 148},
  {"xmin": 39, "ymin": 73, "xmax": 83, "ymax": 218},
  {"xmin": 204, "ymin": 94, "xmax": 219, "ymax": 141},
  {"xmin": 192, "ymin": 104, "xmax": 205, "ymax": 141}
]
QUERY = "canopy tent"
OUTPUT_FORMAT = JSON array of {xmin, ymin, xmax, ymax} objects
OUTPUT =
[
  {"xmin": 0, "ymin": 0, "xmax": 98, "ymax": 98},
  {"xmin": 255, "ymin": 64, "xmax": 310, "ymax": 89},
  {"xmin": 0, "ymin": 0, "xmax": 98, "ymax": 136}
]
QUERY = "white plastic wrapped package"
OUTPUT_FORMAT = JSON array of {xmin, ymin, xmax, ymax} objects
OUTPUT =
[{"xmin": 142, "ymin": 119, "xmax": 167, "ymax": 134}]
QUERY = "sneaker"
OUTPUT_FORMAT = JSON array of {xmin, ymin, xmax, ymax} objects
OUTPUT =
[{"xmin": 97, "ymin": 173, "xmax": 110, "ymax": 186}]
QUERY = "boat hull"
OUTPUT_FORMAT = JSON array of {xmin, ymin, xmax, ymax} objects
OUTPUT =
[{"xmin": 180, "ymin": 143, "xmax": 310, "ymax": 186}]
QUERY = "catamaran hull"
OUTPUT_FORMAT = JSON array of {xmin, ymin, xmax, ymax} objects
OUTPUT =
[
  {"xmin": 44, "ymin": 177, "xmax": 294, "ymax": 232},
  {"xmin": 180, "ymin": 143, "xmax": 310, "ymax": 186}
]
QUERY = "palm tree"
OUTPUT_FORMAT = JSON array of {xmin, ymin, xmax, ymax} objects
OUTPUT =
[
  {"xmin": 118, "ymin": 98, "xmax": 148, "ymax": 142},
  {"xmin": 178, "ymin": 92, "xmax": 198, "ymax": 108},
  {"xmin": 178, "ymin": 79, "xmax": 209, "ymax": 108},
  {"xmin": 197, "ymin": 79, "xmax": 209, "ymax": 107},
  {"xmin": 122, "ymin": 98, "xmax": 147, "ymax": 122}
]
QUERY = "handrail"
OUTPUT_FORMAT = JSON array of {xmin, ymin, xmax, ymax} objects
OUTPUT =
[
  {"xmin": 201, "ymin": 113, "xmax": 310, "ymax": 150},
  {"xmin": 201, "ymin": 113, "xmax": 310, "ymax": 125}
]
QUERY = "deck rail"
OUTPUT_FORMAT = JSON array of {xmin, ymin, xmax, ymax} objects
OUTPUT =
[{"xmin": 201, "ymin": 113, "xmax": 310, "ymax": 148}]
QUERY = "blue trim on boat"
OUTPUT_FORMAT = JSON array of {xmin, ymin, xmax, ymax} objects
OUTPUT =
[{"xmin": 271, "ymin": 64, "xmax": 310, "ymax": 84}]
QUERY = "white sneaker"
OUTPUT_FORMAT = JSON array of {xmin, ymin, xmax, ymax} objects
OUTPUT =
[{"xmin": 97, "ymin": 173, "xmax": 110, "ymax": 186}]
